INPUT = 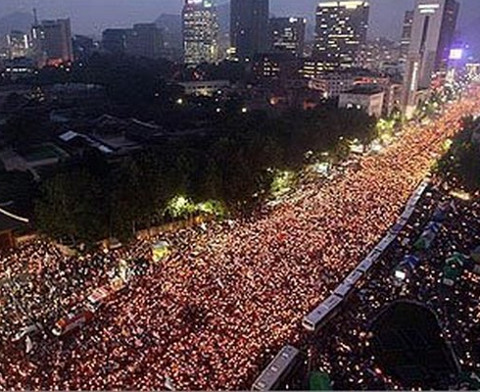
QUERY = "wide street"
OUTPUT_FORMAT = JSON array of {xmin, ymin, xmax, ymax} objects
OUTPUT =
[{"xmin": 1, "ymin": 85, "xmax": 480, "ymax": 390}]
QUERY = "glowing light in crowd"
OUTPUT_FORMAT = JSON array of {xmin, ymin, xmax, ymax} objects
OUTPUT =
[{"xmin": 0, "ymin": 87, "xmax": 479, "ymax": 390}]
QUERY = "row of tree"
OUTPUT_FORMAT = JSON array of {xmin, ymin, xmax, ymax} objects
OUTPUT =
[
  {"xmin": 35, "ymin": 106, "xmax": 376, "ymax": 244},
  {"xmin": 436, "ymin": 116, "xmax": 480, "ymax": 190}
]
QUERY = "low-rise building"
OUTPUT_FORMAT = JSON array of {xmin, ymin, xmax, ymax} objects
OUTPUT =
[
  {"xmin": 353, "ymin": 75, "xmax": 403, "ymax": 116},
  {"xmin": 307, "ymin": 72, "xmax": 355, "ymax": 98},
  {"xmin": 1, "ymin": 58, "xmax": 36, "ymax": 80},
  {"xmin": 338, "ymin": 86, "xmax": 385, "ymax": 117},
  {"xmin": 180, "ymin": 80, "xmax": 231, "ymax": 96},
  {"xmin": 0, "ymin": 143, "xmax": 70, "ymax": 179}
]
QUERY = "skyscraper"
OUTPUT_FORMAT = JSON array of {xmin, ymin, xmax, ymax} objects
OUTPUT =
[
  {"xmin": 436, "ymin": 0, "xmax": 460, "ymax": 72},
  {"xmin": 269, "ymin": 17, "xmax": 306, "ymax": 57},
  {"xmin": 32, "ymin": 18, "xmax": 74, "ymax": 67},
  {"xmin": 400, "ymin": 10, "xmax": 414, "ymax": 63},
  {"xmin": 314, "ymin": 1, "xmax": 370, "ymax": 70},
  {"xmin": 183, "ymin": 0, "xmax": 219, "ymax": 66},
  {"xmin": 403, "ymin": 0, "xmax": 459, "ymax": 116},
  {"xmin": 102, "ymin": 24, "xmax": 163, "ymax": 59},
  {"xmin": 102, "ymin": 29, "xmax": 129, "ymax": 54},
  {"xmin": 231, "ymin": 0, "xmax": 269, "ymax": 62},
  {"xmin": 128, "ymin": 23, "xmax": 163, "ymax": 59}
]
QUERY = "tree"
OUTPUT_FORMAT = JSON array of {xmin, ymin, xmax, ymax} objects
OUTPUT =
[
  {"xmin": 35, "ymin": 169, "xmax": 108, "ymax": 244},
  {"xmin": 3, "ymin": 113, "xmax": 50, "ymax": 148}
]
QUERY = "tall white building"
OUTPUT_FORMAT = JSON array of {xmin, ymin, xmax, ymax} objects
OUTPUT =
[
  {"xmin": 182, "ymin": 0, "xmax": 219, "ymax": 66},
  {"xmin": 403, "ymin": 0, "xmax": 459, "ymax": 117}
]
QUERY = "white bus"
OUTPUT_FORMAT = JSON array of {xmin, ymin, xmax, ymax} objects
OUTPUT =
[
  {"xmin": 333, "ymin": 281, "xmax": 353, "ymax": 299},
  {"xmin": 251, "ymin": 345, "xmax": 302, "ymax": 391},
  {"xmin": 357, "ymin": 257, "xmax": 374, "ymax": 274},
  {"xmin": 302, "ymin": 294, "xmax": 343, "ymax": 332},
  {"xmin": 345, "ymin": 269, "xmax": 363, "ymax": 286}
]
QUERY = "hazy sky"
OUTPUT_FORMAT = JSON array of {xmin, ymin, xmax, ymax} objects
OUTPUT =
[{"xmin": 1, "ymin": 0, "xmax": 478, "ymax": 40}]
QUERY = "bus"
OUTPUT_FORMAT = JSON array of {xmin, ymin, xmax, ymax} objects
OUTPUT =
[
  {"xmin": 302, "ymin": 294, "xmax": 343, "ymax": 332},
  {"xmin": 252, "ymin": 345, "xmax": 303, "ymax": 391}
]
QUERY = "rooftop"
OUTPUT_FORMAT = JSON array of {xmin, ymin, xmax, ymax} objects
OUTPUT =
[{"xmin": 344, "ymin": 86, "xmax": 384, "ymax": 95}]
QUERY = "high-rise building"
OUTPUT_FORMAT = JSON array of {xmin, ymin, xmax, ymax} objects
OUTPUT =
[
  {"xmin": 32, "ymin": 19, "xmax": 74, "ymax": 67},
  {"xmin": 436, "ymin": 0, "xmax": 460, "ymax": 72},
  {"xmin": 182, "ymin": 0, "xmax": 219, "ymax": 66},
  {"xmin": 314, "ymin": 1, "xmax": 370, "ymax": 70},
  {"xmin": 355, "ymin": 38, "xmax": 401, "ymax": 73},
  {"xmin": 102, "ymin": 29, "xmax": 129, "ymax": 54},
  {"xmin": 156, "ymin": 14, "xmax": 184, "ymax": 61},
  {"xmin": 102, "ymin": 25, "xmax": 163, "ymax": 59},
  {"xmin": 269, "ymin": 17, "xmax": 306, "ymax": 57},
  {"xmin": 127, "ymin": 23, "xmax": 163, "ymax": 59},
  {"xmin": 6, "ymin": 30, "xmax": 30, "ymax": 59},
  {"xmin": 231, "ymin": 0, "xmax": 269, "ymax": 62},
  {"xmin": 403, "ymin": 0, "xmax": 459, "ymax": 116},
  {"xmin": 73, "ymin": 35, "xmax": 95, "ymax": 62},
  {"xmin": 400, "ymin": 10, "xmax": 414, "ymax": 62}
]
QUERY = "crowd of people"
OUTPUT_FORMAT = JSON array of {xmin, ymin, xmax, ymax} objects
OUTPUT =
[
  {"xmin": 307, "ymin": 172, "xmax": 480, "ymax": 390},
  {"xmin": 0, "ymin": 86, "xmax": 480, "ymax": 390}
]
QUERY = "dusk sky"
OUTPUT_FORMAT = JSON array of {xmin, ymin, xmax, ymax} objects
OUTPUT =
[{"xmin": 1, "ymin": 0, "xmax": 479, "ymax": 40}]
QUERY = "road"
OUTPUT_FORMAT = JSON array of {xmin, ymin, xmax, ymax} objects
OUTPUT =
[{"xmin": 1, "ymin": 86, "xmax": 480, "ymax": 390}]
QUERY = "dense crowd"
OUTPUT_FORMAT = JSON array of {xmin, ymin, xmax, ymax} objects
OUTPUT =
[
  {"xmin": 1, "ymin": 87, "xmax": 480, "ymax": 390},
  {"xmin": 308, "ymin": 176, "xmax": 480, "ymax": 390}
]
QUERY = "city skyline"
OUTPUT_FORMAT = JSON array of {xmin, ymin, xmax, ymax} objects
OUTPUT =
[
  {"xmin": 0, "ymin": 0, "xmax": 468, "ymax": 39},
  {"xmin": 1, "ymin": 0, "xmax": 480, "ymax": 390},
  {"xmin": 1, "ymin": 0, "xmax": 478, "ymax": 45}
]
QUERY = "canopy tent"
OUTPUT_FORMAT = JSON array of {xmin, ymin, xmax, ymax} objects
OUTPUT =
[
  {"xmin": 432, "ymin": 209, "xmax": 447, "ymax": 223},
  {"xmin": 414, "ymin": 222, "xmax": 442, "ymax": 250},
  {"xmin": 425, "ymin": 221, "xmax": 442, "ymax": 233},
  {"xmin": 414, "ymin": 232, "xmax": 435, "ymax": 250},
  {"xmin": 432, "ymin": 201, "xmax": 452, "ymax": 223},
  {"xmin": 443, "ymin": 253, "xmax": 467, "ymax": 286},
  {"xmin": 394, "ymin": 255, "xmax": 421, "ymax": 281},
  {"xmin": 309, "ymin": 371, "xmax": 331, "ymax": 391},
  {"xmin": 152, "ymin": 241, "xmax": 170, "ymax": 263}
]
